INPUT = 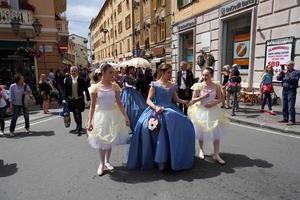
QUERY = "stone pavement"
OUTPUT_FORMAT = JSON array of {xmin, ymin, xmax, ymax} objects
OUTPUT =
[{"xmin": 224, "ymin": 103, "xmax": 300, "ymax": 135}]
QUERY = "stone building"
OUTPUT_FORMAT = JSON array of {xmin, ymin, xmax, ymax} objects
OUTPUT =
[
  {"xmin": 133, "ymin": 0, "xmax": 172, "ymax": 68},
  {"xmin": 90, "ymin": 0, "xmax": 134, "ymax": 65},
  {"xmin": 172, "ymin": 0, "xmax": 300, "ymax": 106},
  {"xmin": 68, "ymin": 34, "xmax": 88, "ymax": 68},
  {"xmin": 0, "ymin": 0, "xmax": 68, "ymax": 88}
]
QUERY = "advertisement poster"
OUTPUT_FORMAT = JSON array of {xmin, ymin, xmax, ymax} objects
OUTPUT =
[
  {"xmin": 265, "ymin": 37, "xmax": 294, "ymax": 81},
  {"xmin": 233, "ymin": 40, "xmax": 250, "ymax": 59}
]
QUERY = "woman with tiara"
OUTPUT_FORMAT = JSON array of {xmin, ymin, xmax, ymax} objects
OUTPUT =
[
  {"xmin": 121, "ymin": 66, "xmax": 147, "ymax": 131},
  {"xmin": 188, "ymin": 67, "xmax": 229, "ymax": 165},
  {"xmin": 127, "ymin": 64, "xmax": 195, "ymax": 171},
  {"xmin": 87, "ymin": 64, "xmax": 131, "ymax": 176}
]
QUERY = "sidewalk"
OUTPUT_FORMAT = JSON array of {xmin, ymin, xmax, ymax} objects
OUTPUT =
[{"xmin": 224, "ymin": 103, "xmax": 300, "ymax": 135}]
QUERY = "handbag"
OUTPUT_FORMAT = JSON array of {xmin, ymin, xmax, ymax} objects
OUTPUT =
[
  {"xmin": 60, "ymin": 103, "xmax": 71, "ymax": 128},
  {"xmin": 263, "ymin": 84, "xmax": 273, "ymax": 93},
  {"xmin": 148, "ymin": 112, "xmax": 160, "ymax": 133},
  {"xmin": 22, "ymin": 84, "xmax": 36, "ymax": 108}
]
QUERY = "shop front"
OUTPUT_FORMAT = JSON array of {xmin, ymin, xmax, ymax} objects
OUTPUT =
[
  {"xmin": 172, "ymin": 18, "xmax": 196, "ymax": 73},
  {"xmin": 0, "ymin": 41, "xmax": 37, "ymax": 90}
]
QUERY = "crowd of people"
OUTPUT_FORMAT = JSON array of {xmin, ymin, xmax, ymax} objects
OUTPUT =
[{"xmin": 0, "ymin": 60, "xmax": 299, "ymax": 176}]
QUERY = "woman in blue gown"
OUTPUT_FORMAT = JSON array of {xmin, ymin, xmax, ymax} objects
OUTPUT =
[
  {"xmin": 127, "ymin": 64, "xmax": 195, "ymax": 171},
  {"xmin": 121, "ymin": 66, "xmax": 147, "ymax": 131}
]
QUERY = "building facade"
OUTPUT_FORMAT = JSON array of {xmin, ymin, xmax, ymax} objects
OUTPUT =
[
  {"xmin": 172, "ymin": 0, "xmax": 300, "ymax": 107},
  {"xmin": 133, "ymin": 0, "xmax": 172, "ymax": 68},
  {"xmin": 0, "ymin": 0, "xmax": 68, "ymax": 89},
  {"xmin": 68, "ymin": 34, "xmax": 88, "ymax": 68},
  {"xmin": 90, "ymin": 0, "xmax": 133, "ymax": 65}
]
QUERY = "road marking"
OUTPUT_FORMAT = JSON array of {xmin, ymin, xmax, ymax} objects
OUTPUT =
[
  {"xmin": 14, "ymin": 116, "xmax": 60, "ymax": 131},
  {"xmin": 230, "ymin": 122, "xmax": 300, "ymax": 139}
]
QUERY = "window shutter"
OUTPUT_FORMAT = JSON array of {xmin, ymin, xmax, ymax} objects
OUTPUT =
[
  {"xmin": 153, "ymin": 0, "xmax": 157, "ymax": 11},
  {"xmin": 161, "ymin": 0, "xmax": 166, "ymax": 7},
  {"xmin": 161, "ymin": 21, "xmax": 166, "ymax": 41}
]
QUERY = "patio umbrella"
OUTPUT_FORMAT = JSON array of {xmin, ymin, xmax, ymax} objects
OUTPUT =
[
  {"xmin": 127, "ymin": 57, "xmax": 151, "ymax": 68},
  {"xmin": 120, "ymin": 60, "xmax": 129, "ymax": 67}
]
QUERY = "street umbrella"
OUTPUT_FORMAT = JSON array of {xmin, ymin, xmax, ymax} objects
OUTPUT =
[
  {"xmin": 120, "ymin": 60, "xmax": 129, "ymax": 67},
  {"xmin": 127, "ymin": 57, "xmax": 151, "ymax": 68}
]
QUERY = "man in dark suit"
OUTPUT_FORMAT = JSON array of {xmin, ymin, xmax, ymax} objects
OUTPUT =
[
  {"xmin": 177, "ymin": 61, "xmax": 195, "ymax": 115},
  {"xmin": 63, "ymin": 66, "xmax": 90, "ymax": 136}
]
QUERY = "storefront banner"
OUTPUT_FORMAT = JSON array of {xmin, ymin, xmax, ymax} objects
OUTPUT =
[
  {"xmin": 265, "ymin": 37, "xmax": 295, "ymax": 81},
  {"xmin": 233, "ymin": 41, "xmax": 250, "ymax": 59},
  {"xmin": 220, "ymin": 0, "xmax": 257, "ymax": 17}
]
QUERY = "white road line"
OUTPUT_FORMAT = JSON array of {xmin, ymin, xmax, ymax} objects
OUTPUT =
[
  {"xmin": 230, "ymin": 122, "xmax": 300, "ymax": 139},
  {"xmin": 14, "ymin": 116, "xmax": 60, "ymax": 131}
]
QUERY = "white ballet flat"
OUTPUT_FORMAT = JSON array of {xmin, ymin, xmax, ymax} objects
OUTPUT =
[
  {"xmin": 97, "ymin": 165, "xmax": 104, "ymax": 176},
  {"xmin": 104, "ymin": 163, "xmax": 114, "ymax": 171},
  {"xmin": 199, "ymin": 150, "xmax": 205, "ymax": 160}
]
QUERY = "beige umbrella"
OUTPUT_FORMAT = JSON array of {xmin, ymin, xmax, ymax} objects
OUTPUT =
[
  {"xmin": 120, "ymin": 60, "xmax": 130, "ymax": 67},
  {"xmin": 107, "ymin": 62, "xmax": 119, "ymax": 68},
  {"xmin": 127, "ymin": 57, "xmax": 151, "ymax": 68}
]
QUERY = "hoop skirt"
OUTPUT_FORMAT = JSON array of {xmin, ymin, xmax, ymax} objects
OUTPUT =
[
  {"xmin": 188, "ymin": 83, "xmax": 229, "ymax": 141},
  {"xmin": 121, "ymin": 87, "xmax": 147, "ymax": 131},
  {"xmin": 127, "ymin": 82, "xmax": 195, "ymax": 171},
  {"xmin": 88, "ymin": 84, "xmax": 131, "ymax": 150}
]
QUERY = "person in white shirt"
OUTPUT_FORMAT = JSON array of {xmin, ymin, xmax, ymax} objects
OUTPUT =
[{"xmin": 176, "ymin": 61, "xmax": 195, "ymax": 114}]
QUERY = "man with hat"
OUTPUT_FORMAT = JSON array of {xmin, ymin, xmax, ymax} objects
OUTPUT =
[{"xmin": 277, "ymin": 61, "xmax": 300, "ymax": 125}]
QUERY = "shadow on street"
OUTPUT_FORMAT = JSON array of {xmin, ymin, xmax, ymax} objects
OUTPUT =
[
  {"xmin": 6, "ymin": 131, "xmax": 55, "ymax": 138},
  {"xmin": 0, "ymin": 160, "xmax": 18, "ymax": 178},
  {"xmin": 109, "ymin": 153, "xmax": 273, "ymax": 183}
]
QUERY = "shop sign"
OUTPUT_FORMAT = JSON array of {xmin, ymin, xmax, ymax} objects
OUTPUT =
[
  {"xmin": 39, "ymin": 45, "xmax": 53, "ymax": 53},
  {"xmin": 265, "ymin": 37, "xmax": 295, "ymax": 81},
  {"xmin": 220, "ymin": 0, "xmax": 257, "ymax": 17},
  {"xmin": 178, "ymin": 19, "xmax": 196, "ymax": 32},
  {"xmin": 234, "ymin": 41, "xmax": 250, "ymax": 59},
  {"xmin": 152, "ymin": 47, "xmax": 165, "ymax": 57}
]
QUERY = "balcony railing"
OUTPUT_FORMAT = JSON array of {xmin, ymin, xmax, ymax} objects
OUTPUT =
[{"xmin": 0, "ymin": 8, "xmax": 33, "ymax": 25}]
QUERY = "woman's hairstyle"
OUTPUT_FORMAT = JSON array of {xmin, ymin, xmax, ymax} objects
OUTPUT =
[
  {"xmin": 39, "ymin": 74, "xmax": 47, "ymax": 83},
  {"xmin": 14, "ymin": 73, "xmax": 23, "ymax": 83},
  {"xmin": 124, "ymin": 66, "xmax": 134, "ymax": 75},
  {"xmin": 157, "ymin": 63, "xmax": 172, "ymax": 79},
  {"xmin": 265, "ymin": 64, "xmax": 274, "ymax": 75},
  {"xmin": 100, "ymin": 63, "xmax": 113, "ymax": 74},
  {"xmin": 204, "ymin": 67, "xmax": 214, "ymax": 76}
]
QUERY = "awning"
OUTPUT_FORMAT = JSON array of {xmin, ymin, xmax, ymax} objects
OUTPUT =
[{"xmin": 0, "ymin": 41, "xmax": 34, "ymax": 49}]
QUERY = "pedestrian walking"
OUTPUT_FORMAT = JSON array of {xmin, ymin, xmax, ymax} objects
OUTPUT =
[
  {"xmin": 47, "ymin": 69, "xmax": 55, "ymax": 82},
  {"xmin": 86, "ymin": 63, "xmax": 130, "ymax": 176},
  {"xmin": 277, "ymin": 61, "xmax": 300, "ymax": 125},
  {"xmin": 177, "ymin": 61, "xmax": 195, "ymax": 115},
  {"xmin": 63, "ymin": 66, "xmax": 90, "ymax": 136},
  {"xmin": 120, "ymin": 66, "xmax": 147, "ymax": 131},
  {"xmin": 127, "ymin": 63, "xmax": 195, "ymax": 171},
  {"xmin": 38, "ymin": 74, "xmax": 52, "ymax": 114},
  {"xmin": 260, "ymin": 65, "xmax": 276, "ymax": 115},
  {"xmin": 226, "ymin": 65, "xmax": 241, "ymax": 116},
  {"xmin": 188, "ymin": 67, "xmax": 229, "ymax": 165},
  {"xmin": 221, "ymin": 65, "xmax": 230, "ymax": 108},
  {"xmin": 0, "ymin": 85, "xmax": 9, "ymax": 136},
  {"xmin": 9, "ymin": 74, "xmax": 32, "ymax": 136}
]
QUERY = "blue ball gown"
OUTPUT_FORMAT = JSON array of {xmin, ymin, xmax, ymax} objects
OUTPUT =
[
  {"xmin": 121, "ymin": 75, "xmax": 147, "ymax": 131},
  {"xmin": 127, "ymin": 81, "xmax": 195, "ymax": 171}
]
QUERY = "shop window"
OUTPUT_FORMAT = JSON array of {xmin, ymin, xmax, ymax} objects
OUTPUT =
[
  {"xmin": 177, "ymin": 0, "xmax": 193, "ymax": 9},
  {"xmin": 125, "ymin": 15, "xmax": 131, "ymax": 30},
  {"xmin": 180, "ymin": 31, "xmax": 194, "ymax": 70}
]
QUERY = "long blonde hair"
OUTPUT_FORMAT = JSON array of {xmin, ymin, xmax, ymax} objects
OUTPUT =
[{"xmin": 39, "ymin": 74, "xmax": 47, "ymax": 84}]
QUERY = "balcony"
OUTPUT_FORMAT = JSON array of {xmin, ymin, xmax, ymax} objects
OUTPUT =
[{"xmin": 0, "ymin": 8, "xmax": 33, "ymax": 26}]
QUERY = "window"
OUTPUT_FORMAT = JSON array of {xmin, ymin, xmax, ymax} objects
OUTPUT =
[
  {"xmin": 118, "ymin": 21, "xmax": 123, "ymax": 34},
  {"xmin": 160, "ymin": 21, "xmax": 166, "ymax": 41},
  {"xmin": 127, "ymin": 39, "xmax": 130, "ymax": 52},
  {"xmin": 177, "ymin": 0, "xmax": 193, "ymax": 9},
  {"xmin": 120, "ymin": 42, "xmax": 122, "ymax": 54},
  {"xmin": 151, "ymin": 25, "xmax": 157, "ymax": 43},
  {"xmin": 118, "ymin": 3, "xmax": 122, "ymax": 14},
  {"xmin": 125, "ymin": 15, "xmax": 131, "ymax": 30}
]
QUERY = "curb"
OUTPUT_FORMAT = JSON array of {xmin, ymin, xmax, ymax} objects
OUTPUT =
[{"xmin": 226, "ymin": 115, "xmax": 300, "ymax": 135}]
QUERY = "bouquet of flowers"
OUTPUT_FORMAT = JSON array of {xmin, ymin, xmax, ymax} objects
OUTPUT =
[{"xmin": 148, "ymin": 112, "xmax": 160, "ymax": 133}]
